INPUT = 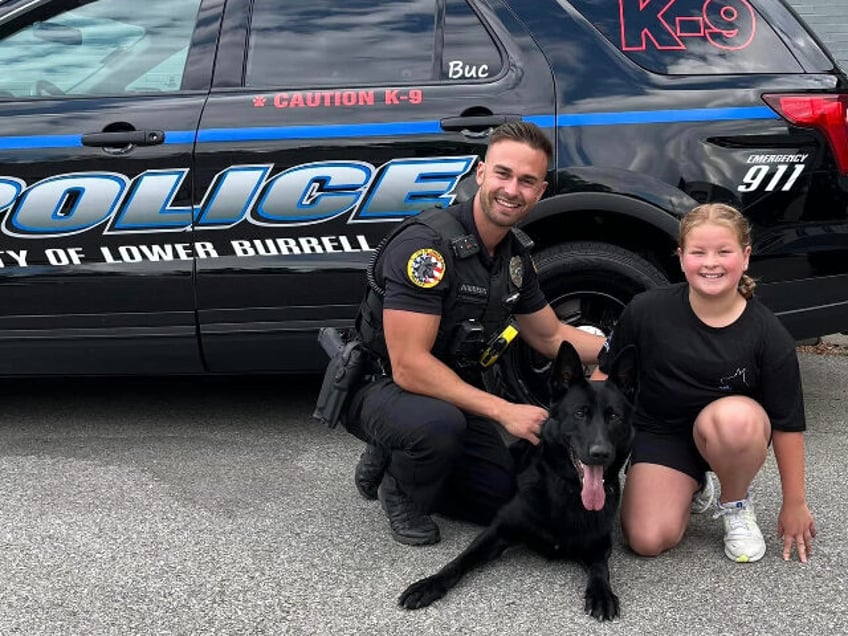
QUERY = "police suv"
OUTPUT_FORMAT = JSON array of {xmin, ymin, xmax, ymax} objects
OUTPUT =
[{"xmin": 1, "ymin": 0, "xmax": 846, "ymax": 403}]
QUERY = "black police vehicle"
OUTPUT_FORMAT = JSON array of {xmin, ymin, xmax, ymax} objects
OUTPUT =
[{"xmin": 1, "ymin": 0, "xmax": 846, "ymax": 403}]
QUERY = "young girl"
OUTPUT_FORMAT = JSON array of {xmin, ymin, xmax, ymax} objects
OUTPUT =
[{"xmin": 595, "ymin": 203, "xmax": 816, "ymax": 563}]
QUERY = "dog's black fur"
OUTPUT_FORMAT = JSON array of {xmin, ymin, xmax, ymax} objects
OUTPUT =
[{"xmin": 398, "ymin": 340, "xmax": 638, "ymax": 621}]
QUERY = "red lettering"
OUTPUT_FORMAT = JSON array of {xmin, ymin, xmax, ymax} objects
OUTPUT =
[
  {"xmin": 270, "ymin": 90, "xmax": 377, "ymax": 110},
  {"xmin": 618, "ymin": 0, "xmax": 756, "ymax": 53},
  {"xmin": 385, "ymin": 89, "xmax": 400, "ymax": 106},
  {"xmin": 675, "ymin": 16, "xmax": 704, "ymax": 37},
  {"xmin": 619, "ymin": 0, "xmax": 684, "ymax": 52},
  {"xmin": 703, "ymin": 0, "xmax": 756, "ymax": 51}
]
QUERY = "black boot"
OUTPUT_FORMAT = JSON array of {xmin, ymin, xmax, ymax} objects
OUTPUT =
[
  {"xmin": 378, "ymin": 474, "xmax": 440, "ymax": 546},
  {"xmin": 354, "ymin": 443, "xmax": 390, "ymax": 501}
]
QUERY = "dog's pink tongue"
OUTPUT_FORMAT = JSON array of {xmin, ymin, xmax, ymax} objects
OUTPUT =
[{"xmin": 581, "ymin": 465, "xmax": 606, "ymax": 511}]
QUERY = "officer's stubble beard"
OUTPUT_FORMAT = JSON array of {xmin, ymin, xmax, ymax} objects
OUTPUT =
[{"xmin": 476, "ymin": 183, "xmax": 534, "ymax": 231}]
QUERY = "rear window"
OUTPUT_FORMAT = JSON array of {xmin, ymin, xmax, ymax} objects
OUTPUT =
[{"xmin": 568, "ymin": 0, "xmax": 803, "ymax": 74}]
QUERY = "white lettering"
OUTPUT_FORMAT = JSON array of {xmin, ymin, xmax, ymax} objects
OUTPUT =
[
  {"xmin": 229, "ymin": 235, "xmax": 373, "ymax": 257},
  {"xmin": 194, "ymin": 241, "xmax": 219, "ymax": 259},
  {"xmin": 98, "ymin": 242, "xmax": 209, "ymax": 263},
  {"xmin": 0, "ymin": 250, "xmax": 27, "ymax": 267},
  {"xmin": 746, "ymin": 154, "xmax": 808, "ymax": 164},
  {"xmin": 45, "ymin": 248, "xmax": 71, "ymax": 266},
  {"xmin": 320, "ymin": 236, "xmax": 341, "ymax": 253},
  {"xmin": 299, "ymin": 237, "xmax": 321, "ymax": 254},
  {"xmin": 275, "ymin": 238, "xmax": 300, "ymax": 255},
  {"xmin": 231, "ymin": 240, "xmax": 255, "ymax": 257},
  {"xmin": 447, "ymin": 60, "xmax": 491, "ymax": 79},
  {"xmin": 101, "ymin": 246, "xmax": 119, "ymax": 263}
]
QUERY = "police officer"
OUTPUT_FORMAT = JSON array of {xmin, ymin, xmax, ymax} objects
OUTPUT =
[{"xmin": 346, "ymin": 121, "xmax": 605, "ymax": 546}]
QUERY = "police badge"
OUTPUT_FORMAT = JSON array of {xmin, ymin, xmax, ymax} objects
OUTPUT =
[{"xmin": 509, "ymin": 255, "xmax": 523, "ymax": 288}]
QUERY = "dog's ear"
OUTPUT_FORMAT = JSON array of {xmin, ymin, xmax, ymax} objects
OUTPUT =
[
  {"xmin": 549, "ymin": 340, "xmax": 584, "ymax": 403},
  {"xmin": 607, "ymin": 344, "xmax": 639, "ymax": 404}
]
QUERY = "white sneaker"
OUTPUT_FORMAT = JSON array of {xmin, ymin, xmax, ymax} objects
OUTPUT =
[
  {"xmin": 690, "ymin": 471, "xmax": 717, "ymax": 514},
  {"xmin": 714, "ymin": 495, "xmax": 766, "ymax": 563}
]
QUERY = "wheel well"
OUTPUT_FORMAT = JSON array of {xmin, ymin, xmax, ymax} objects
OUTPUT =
[{"xmin": 522, "ymin": 208, "xmax": 683, "ymax": 284}]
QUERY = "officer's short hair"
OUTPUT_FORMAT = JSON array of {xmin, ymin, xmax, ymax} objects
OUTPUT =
[{"xmin": 488, "ymin": 121, "xmax": 553, "ymax": 164}]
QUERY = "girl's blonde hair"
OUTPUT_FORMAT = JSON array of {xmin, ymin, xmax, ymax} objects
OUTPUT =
[{"xmin": 678, "ymin": 203, "xmax": 756, "ymax": 299}]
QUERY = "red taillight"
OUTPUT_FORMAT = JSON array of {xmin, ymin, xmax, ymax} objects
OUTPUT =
[{"xmin": 762, "ymin": 94, "xmax": 848, "ymax": 175}]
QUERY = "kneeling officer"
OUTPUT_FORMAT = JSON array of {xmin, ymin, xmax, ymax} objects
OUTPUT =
[{"xmin": 325, "ymin": 122, "xmax": 604, "ymax": 546}]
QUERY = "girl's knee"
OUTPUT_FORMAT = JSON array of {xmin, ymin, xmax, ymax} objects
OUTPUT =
[
  {"xmin": 695, "ymin": 397, "xmax": 770, "ymax": 449},
  {"xmin": 623, "ymin": 523, "xmax": 684, "ymax": 557}
]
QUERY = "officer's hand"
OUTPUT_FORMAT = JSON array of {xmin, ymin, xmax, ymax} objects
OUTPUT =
[{"xmin": 498, "ymin": 403, "xmax": 548, "ymax": 445}]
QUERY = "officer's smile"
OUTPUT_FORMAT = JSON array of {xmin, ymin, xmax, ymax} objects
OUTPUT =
[{"xmin": 493, "ymin": 193, "xmax": 523, "ymax": 209}]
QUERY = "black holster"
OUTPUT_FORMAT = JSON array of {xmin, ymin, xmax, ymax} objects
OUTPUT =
[{"xmin": 312, "ymin": 327, "xmax": 367, "ymax": 429}]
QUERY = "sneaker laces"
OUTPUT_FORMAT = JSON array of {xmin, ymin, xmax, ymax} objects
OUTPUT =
[{"xmin": 713, "ymin": 498, "xmax": 756, "ymax": 534}]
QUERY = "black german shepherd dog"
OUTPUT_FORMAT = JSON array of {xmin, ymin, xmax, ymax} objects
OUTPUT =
[{"xmin": 398, "ymin": 340, "xmax": 638, "ymax": 621}]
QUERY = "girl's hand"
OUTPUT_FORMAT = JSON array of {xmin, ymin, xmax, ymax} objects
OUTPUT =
[{"xmin": 777, "ymin": 501, "xmax": 816, "ymax": 563}]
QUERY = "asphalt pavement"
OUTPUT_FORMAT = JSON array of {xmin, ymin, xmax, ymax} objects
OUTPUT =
[{"xmin": 0, "ymin": 342, "xmax": 846, "ymax": 635}]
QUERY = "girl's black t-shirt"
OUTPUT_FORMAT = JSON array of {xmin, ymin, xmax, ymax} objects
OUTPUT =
[{"xmin": 598, "ymin": 283, "xmax": 805, "ymax": 434}]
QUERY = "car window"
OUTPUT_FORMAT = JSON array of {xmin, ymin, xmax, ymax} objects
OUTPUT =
[
  {"xmin": 0, "ymin": 0, "xmax": 202, "ymax": 98},
  {"xmin": 245, "ymin": 0, "xmax": 503, "ymax": 87},
  {"xmin": 567, "ymin": 0, "xmax": 803, "ymax": 74},
  {"xmin": 441, "ymin": 1, "xmax": 503, "ymax": 81}
]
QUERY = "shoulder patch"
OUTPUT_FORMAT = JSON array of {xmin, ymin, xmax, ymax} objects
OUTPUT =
[{"xmin": 407, "ymin": 248, "xmax": 446, "ymax": 288}]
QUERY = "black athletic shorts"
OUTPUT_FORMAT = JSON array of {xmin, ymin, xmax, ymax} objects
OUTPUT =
[{"xmin": 628, "ymin": 428, "xmax": 711, "ymax": 483}]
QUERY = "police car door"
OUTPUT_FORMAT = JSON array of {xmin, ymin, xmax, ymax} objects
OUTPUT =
[
  {"xmin": 194, "ymin": 0, "xmax": 556, "ymax": 372},
  {"xmin": 0, "ymin": 0, "xmax": 215, "ymax": 375}
]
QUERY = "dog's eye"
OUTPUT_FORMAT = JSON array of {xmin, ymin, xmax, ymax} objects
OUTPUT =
[
  {"xmin": 574, "ymin": 407, "xmax": 589, "ymax": 419},
  {"xmin": 608, "ymin": 412, "xmax": 620, "ymax": 422}
]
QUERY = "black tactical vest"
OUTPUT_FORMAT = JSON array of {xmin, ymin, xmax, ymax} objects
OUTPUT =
[{"xmin": 355, "ymin": 205, "xmax": 533, "ymax": 379}]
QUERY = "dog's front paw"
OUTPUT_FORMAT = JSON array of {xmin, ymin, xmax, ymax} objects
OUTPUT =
[
  {"xmin": 584, "ymin": 582, "xmax": 620, "ymax": 621},
  {"xmin": 398, "ymin": 575, "xmax": 448, "ymax": 610}
]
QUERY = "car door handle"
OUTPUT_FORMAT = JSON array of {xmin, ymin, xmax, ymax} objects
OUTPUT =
[
  {"xmin": 81, "ymin": 130, "xmax": 166, "ymax": 148},
  {"xmin": 440, "ymin": 114, "xmax": 522, "ymax": 134}
]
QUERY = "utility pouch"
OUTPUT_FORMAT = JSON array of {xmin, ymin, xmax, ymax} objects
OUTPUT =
[
  {"xmin": 448, "ymin": 319, "xmax": 486, "ymax": 367},
  {"xmin": 312, "ymin": 327, "xmax": 367, "ymax": 429}
]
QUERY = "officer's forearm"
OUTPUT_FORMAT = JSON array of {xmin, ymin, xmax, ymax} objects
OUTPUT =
[
  {"xmin": 392, "ymin": 353, "xmax": 509, "ymax": 420},
  {"xmin": 557, "ymin": 324, "xmax": 605, "ymax": 364},
  {"xmin": 516, "ymin": 308, "xmax": 604, "ymax": 363}
]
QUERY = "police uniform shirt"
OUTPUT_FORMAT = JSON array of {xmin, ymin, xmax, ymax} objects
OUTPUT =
[
  {"xmin": 380, "ymin": 200, "xmax": 547, "ymax": 316},
  {"xmin": 598, "ymin": 283, "xmax": 806, "ymax": 435}
]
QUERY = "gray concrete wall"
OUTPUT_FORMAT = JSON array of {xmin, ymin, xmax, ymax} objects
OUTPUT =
[{"xmin": 786, "ymin": 0, "xmax": 848, "ymax": 70}]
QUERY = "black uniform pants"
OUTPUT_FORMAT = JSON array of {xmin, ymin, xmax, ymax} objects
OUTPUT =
[{"xmin": 347, "ymin": 377, "xmax": 515, "ymax": 525}]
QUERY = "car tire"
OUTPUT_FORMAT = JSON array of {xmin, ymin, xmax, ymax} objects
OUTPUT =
[{"xmin": 491, "ymin": 240, "xmax": 669, "ymax": 406}]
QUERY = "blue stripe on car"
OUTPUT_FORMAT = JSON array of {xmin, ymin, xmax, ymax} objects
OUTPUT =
[{"xmin": 0, "ymin": 106, "xmax": 780, "ymax": 150}]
